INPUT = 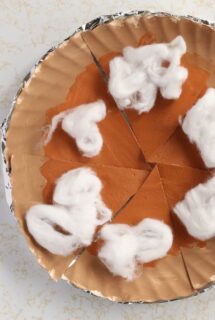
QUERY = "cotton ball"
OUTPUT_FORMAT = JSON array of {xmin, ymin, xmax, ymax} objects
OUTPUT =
[
  {"xmin": 123, "ymin": 43, "xmax": 169, "ymax": 67},
  {"xmin": 174, "ymin": 176, "xmax": 215, "ymax": 241},
  {"xmin": 98, "ymin": 219, "xmax": 173, "ymax": 280},
  {"xmin": 132, "ymin": 82, "xmax": 158, "ymax": 113},
  {"xmin": 44, "ymin": 111, "xmax": 67, "ymax": 144},
  {"xmin": 182, "ymin": 88, "xmax": 215, "ymax": 168},
  {"xmin": 53, "ymin": 167, "xmax": 112, "ymax": 223},
  {"xmin": 108, "ymin": 56, "xmax": 145, "ymax": 102},
  {"xmin": 95, "ymin": 197, "xmax": 112, "ymax": 225},
  {"xmin": 116, "ymin": 81, "xmax": 157, "ymax": 114},
  {"xmin": 123, "ymin": 36, "xmax": 186, "ymax": 69},
  {"xmin": 108, "ymin": 56, "xmax": 157, "ymax": 113},
  {"xmin": 75, "ymin": 125, "xmax": 103, "ymax": 158},
  {"xmin": 98, "ymin": 224, "xmax": 139, "ymax": 280},
  {"xmin": 26, "ymin": 204, "xmax": 81, "ymax": 256},
  {"xmin": 66, "ymin": 204, "xmax": 103, "ymax": 246},
  {"xmin": 26, "ymin": 201, "xmax": 111, "ymax": 256},
  {"xmin": 134, "ymin": 218, "xmax": 173, "ymax": 263},
  {"xmin": 45, "ymin": 100, "xmax": 106, "ymax": 157},
  {"xmin": 159, "ymin": 66, "xmax": 188, "ymax": 99},
  {"xmin": 168, "ymin": 35, "xmax": 186, "ymax": 56},
  {"xmin": 140, "ymin": 37, "xmax": 187, "ymax": 99},
  {"xmin": 62, "ymin": 100, "xmax": 106, "ymax": 157},
  {"xmin": 109, "ymin": 36, "xmax": 187, "ymax": 114},
  {"xmin": 53, "ymin": 167, "xmax": 102, "ymax": 207},
  {"xmin": 116, "ymin": 97, "xmax": 132, "ymax": 108}
]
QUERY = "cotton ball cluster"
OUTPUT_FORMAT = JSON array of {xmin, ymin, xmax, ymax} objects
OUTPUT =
[
  {"xmin": 181, "ymin": 88, "xmax": 215, "ymax": 168},
  {"xmin": 26, "ymin": 168, "xmax": 112, "ymax": 256},
  {"xmin": 174, "ymin": 176, "xmax": 215, "ymax": 241},
  {"xmin": 45, "ymin": 100, "xmax": 106, "ymax": 157},
  {"xmin": 108, "ymin": 36, "xmax": 188, "ymax": 114},
  {"xmin": 98, "ymin": 218, "xmax": 173, "ymax": 280}
]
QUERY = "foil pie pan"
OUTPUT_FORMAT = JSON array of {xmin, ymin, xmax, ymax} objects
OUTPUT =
[{"xmin": 2, "ymin": 10, "xmax": 215, "ymax": 303}]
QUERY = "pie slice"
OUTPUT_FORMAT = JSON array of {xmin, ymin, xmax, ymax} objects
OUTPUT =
[
  {"xmin": 10, "ymin": 154, "xmax": 148, "ymax": 279},
  {"xmin": 158, "ymin": 163, "xmax": 212, "ymax": 210},
  {"xmin": 63, "ymin": 166, "xmax": 194, "ymax": 301},
  {"xmin": 12, "ymin": 201, "xmax": 75, "ymax": 281},
  {"xmin": 181, "ymin": 240, "xmax": 215, "ymax": 290},
  {"xmin": 157, "ymin": 165, "xmax": 215, "ymax": 290},
  {"xmin": 45, "ymin": 61, "xmax": 148, "ymax": 170},
  {"xmin": 148, "ymin": 126, "xmax": 206, "ymax": 169},
  {"xmin": 158, "ymin": 163, "xmax": 212, "ymax": 250},
  {"xmin": 6, "ymin": 33, "xmax": 94, "ymax": 160},
  {"xmin": 41, "ymin": 158, "xmax": 149, "ymax": 213},
  {"xmin": 112, "ymin": 166, "xmax": 171, "ymax": 226}
]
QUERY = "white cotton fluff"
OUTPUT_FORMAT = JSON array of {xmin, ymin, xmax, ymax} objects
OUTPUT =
[
  {"xmin": 98, "ymin": 218, "xmax": 173, "ymax": 280},
  {"xmin": 26, "ymin": 204, "xmax": 81, "ymax": 256},
  {"xmin": 174, "ymin": 176, "xmax": 215, "ymax": 241},
  {"xmin": 181, "ymin": 88, "xmax": 215, "ymax": 168},
  {"xmin": 44, "ymin": 100, "xmax": 106, "ymax": 157},
  {"xmin": 108, "ymin": 36, "xmax": 188, "ymax": 113},
  {"xmin": 26, "ymin": 167, "xmax": 112, "ymax": 256},
  {"xmin": 26, "ymin": 203, "xmax": 111, "ymax": 256},
  {"xmin": 53, "ymin": 167, "xmax": 102, "ymax": 207},
  {"xmin": 53, "ymin": 167, "xmax": 112, "ymax": 223},
  {"xmin": 108, "ymin": 56, "xmax": 158, "ymax": 114}
]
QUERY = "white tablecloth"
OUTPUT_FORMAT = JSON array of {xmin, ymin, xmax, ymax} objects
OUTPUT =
[{"xmin": 1, "ymin": 1, "xmax": 215, "ymax": 319}]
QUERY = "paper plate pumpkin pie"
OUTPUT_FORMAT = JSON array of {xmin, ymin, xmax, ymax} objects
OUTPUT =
[{"xmin": 3, "ymin": 11, "xmax": 215, "ymax": 302}]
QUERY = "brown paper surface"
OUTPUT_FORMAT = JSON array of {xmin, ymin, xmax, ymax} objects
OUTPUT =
[{"xmin": 41, "ymin": 158, "xmax": 149, "ymax": 211}]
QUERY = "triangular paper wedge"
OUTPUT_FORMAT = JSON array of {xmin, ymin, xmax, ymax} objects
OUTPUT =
[
  {"xmin": 158, "ymin": 163, "xmax": 211, "ymax": 251},
  {"xmin": 10, "ymin": 154, "xmax": 148, "ymax": 279},
  {"xmin": 158, "ymin": 165, "xmax": 215, "ymax": 291},
  {"xmin": 41, "ymin": 158, "xmax": 149, "ymax": 213},
  {"xmin": 63, "ymin": 167, "xmax": 194, "ymax": 302},
  {"xmin": 158, "ymin": 163, "xmax": 211, "ymax": 208},
  {"xmin": 112, "ymin": 166, "xmax": 171, "ymax": 226},
  {"xmin": 149, "ymin": 126, "xmax": 206, "ymax": 169},
  {"xmin": 181, "ymin": 241, "xmax": 215, "ymax": 290}
]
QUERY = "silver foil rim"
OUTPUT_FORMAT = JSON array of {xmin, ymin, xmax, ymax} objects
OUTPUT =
[{"xmin": 1, "ymin": 10, "xmax": 215, "ymax": 304}]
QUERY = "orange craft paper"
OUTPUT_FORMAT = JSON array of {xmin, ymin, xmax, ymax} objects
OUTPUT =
[
  {"xmin": 149, "ymin": 126, "xmax": 206, "ymax": 169},
  {"xmin": 44, "ymin": 62, "xmax": 148, "ymax": 170},
  {"xmin": 41, "ymin": 158, "xmax": 149, "ymax": 214}
]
